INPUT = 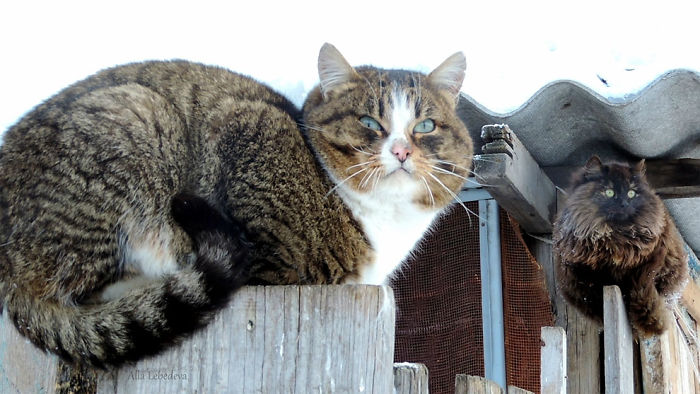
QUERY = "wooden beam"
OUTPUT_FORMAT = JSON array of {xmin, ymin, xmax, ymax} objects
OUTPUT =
[
  {"xmin": 474, "ymin": 124, "xmax": 557, "ymax": 233},
  {"xmin": 544, "ymin": 158, "xmax": 700, "ymax": 199},
  {"xmin": 603, "ymin": 285, "xmax": 634, "ymax": 394},
  {"xmin": 645, "ymin": 159, "xmax": 700, "ymax": 199},
  {"xmin": 540, "ymin": 326, "xmax": 567, "ymax": 394},
  {"xmin": 393, "ymin": 363, "xmax": 429, "ymax": 394}
]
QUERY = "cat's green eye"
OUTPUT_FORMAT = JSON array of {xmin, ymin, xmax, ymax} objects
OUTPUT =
[
  {"xmin": 627, "ymin": 190, "xmax": 636, "ymax": 198},
  {"xmin": 605, "ymin": 189, "xmax": 615, "ymax": 198},
  {"xmin": 413, "ymin": 119, "xmax": 436, "ymax": 134},
  {"xmin": 359, "ymin": 116, "xmax": 382, "ymax": 131}
]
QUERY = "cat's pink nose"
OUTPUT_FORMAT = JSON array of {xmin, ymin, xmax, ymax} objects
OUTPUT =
[{"xmin": 392, "ymin": 142, "xmax": 412, "ymax": 163}]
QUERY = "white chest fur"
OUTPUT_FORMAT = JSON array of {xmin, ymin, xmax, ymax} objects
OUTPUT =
[{"xmin": 338, "ymin": 182, "xmax": 441, "ymax": 285}]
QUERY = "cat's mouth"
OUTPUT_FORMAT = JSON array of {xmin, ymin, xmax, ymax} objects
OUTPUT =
[{"xmin": 386, "ymin": 167, "xmax": 413, "ymax": 178}]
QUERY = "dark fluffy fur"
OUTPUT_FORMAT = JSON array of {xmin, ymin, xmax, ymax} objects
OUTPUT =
[{"xmin": 553, "ymin": 155, "xmax": 688, "ymax": 336}]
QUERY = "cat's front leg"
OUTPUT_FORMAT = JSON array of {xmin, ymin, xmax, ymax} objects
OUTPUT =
[
  {"xmin": 558, "ymin": 260, "xmax": 604, "ymax": 322},
  {"xmin": 625, "ymin": 274, "xmax": 669, "ymax": 336}
]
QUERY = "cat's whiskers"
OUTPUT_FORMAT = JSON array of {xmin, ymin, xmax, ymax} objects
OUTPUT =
[
  {"xmin": 472, "ymin": 155, "xmax": 501, "ymax": 164},
  {"xmin": 420, "ymin": 176, "xmax": 435, "ymax": 207},
  {"xmin": 425, "ymin": 171, "xmax": 482, "ymax": 223},
  {"xmin": 345, "ymin": 160, "xmax": 376, "ymax": 172},
  {"xmin": 429, "ymin": 164, "xmax": 469, "ymax": 181},
  {"xmin": 326, "ymin": 167, "xmax": 368, "ymax": 196},
  {"xmin": 359, "ymin": 167, "xmax": 379, "ymax": 189},
  {"xmin": 428, "ymin": 159, "xmax": 493, "ymax": 187},
  {"xmin": 371, "ymin": 167, "xmax": 384, "ymax": 191}
]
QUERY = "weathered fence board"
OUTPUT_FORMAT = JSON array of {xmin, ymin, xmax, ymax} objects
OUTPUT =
[
  {"xmin": 565, "ymin": 305, "xmax": 601, "ymax": 394},
  {"xmin": 603, "ymin": 285, "xmax": 634, "ymax": 394},
  {"xmin": 0, "ymin": 313, "xmax": 59, "ymax": 393},
  {"xmin": 454, "ymin": 375, "xmax": 534, "ymax": 394},
  {"xmin": 540, "ymin": 326, "xmax": 566, "ymax": 394},
  {"xmin": 0, "ymin": 285, "xmax": 396, "ymax": 393},
  {"xmin": 455, "ymin": 375, "xmax": 503, "ymax": 394},
  {"xmin": 393, "ymin": 362, "xmax": 429, "ymax": 394},
  {"xmin": 640, "ymin": 317, "xmax": 697, "ymax": 394}
]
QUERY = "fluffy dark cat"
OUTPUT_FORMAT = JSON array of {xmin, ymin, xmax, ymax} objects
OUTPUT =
[
  {"xmin": 0, "ymin": 43, "xmax": 473, "ymax": 367},
  {"xmin": 553, "ymin": 155, "xmax": 688, "ymax": 336}
]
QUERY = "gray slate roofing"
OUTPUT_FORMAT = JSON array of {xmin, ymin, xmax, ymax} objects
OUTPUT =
[{"xmin": 456, "ymin": 69, "xmax": 700, "ymax": 257}]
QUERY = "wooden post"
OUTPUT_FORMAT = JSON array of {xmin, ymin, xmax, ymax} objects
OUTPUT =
[
  {"xmin": 564, "ymin": 305, "xmax": 602, "ymax": 393},
  {"xmin": 0, "ymin": 285, "xmax": 396, "ymax": 393},
  {"xmin": 507, "ymin": 386, "xmax": 535, "ymax": 394},
  {"xmin": 393, "ymin": 363, "xmax": 429, "ymax": 394},
  {"xmin": 640, "ymin": 316, "xmax": 696, "ymax": 394},
  {"xmin": 455, "ymin": 375, "xmax": 503, "ymax": 394},
  {"xmin": 603, "ymin": 285, "xmax": 634, "ymax": 394},
  {"xmin": 454, "ymin": 375, "xmax": 534, "ymax": 394},
  {"xmin": 540, "ymin": 326, "xmax": 566, "ymax": 394}
]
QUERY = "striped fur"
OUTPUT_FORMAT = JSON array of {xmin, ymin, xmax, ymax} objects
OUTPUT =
[{"xmin": 0, "ymin": 44, "xmax": 473, "ymax": 367}]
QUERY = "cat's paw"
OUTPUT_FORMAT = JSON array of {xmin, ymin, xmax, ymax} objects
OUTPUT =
[
  {"xmin": 628, "ymin": 292, "xmax": 669, "ymax": 336},
  {"xmin": 171, "ymin": 193, "xmax": 230, "ymax": 238},
  {"xmin": 633, "ymin": 309, "xmax": 668, "ymax": 337}
]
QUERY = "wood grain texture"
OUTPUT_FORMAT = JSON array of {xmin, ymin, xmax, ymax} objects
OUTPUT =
[
  {"xmin": 603, "ymin": 286, "xmax": 634, "ymax": 394},
  {"xmin": 0, "ymin": 285, "xmax": 395, "ymax": 393},
  {"xmin": 565, "ymin": 305, "xmax": 601, "ymax": 394},
  {"xmin": 540, "ymin": 326, "xmax": 566, "ymax": 394},
  {"xmin": 0, "ymin": 312, "xmax": 59, "ymax": 393},
  {"xmin": 455, "ymin": 374, "xmax": 503, "ymax": 394},
  {"xmin": 393, "ymin": 363, "xmax": 429, "ymax": 394},
  {"xmin": 96, "ymin": 285, "xmax": 396, "ymax": 393}
]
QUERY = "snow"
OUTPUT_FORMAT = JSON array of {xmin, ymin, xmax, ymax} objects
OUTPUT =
[{"xmin": 1, "ymin": 0, "xmax": 699, "ymax": 134}]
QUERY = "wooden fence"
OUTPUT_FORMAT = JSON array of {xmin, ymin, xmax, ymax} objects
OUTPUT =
[{"xmin": 1, "ymin": 285, "xmax": 396, "ymax": 393}]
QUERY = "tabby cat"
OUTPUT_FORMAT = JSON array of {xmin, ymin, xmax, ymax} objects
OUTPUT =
[
  {"xmin": 0, "ymin": 43, "xmax": 473, "ymax": 367},
  {"xmin": 553, "ymin": 155, "xmax": 688, "ymax": 336}
]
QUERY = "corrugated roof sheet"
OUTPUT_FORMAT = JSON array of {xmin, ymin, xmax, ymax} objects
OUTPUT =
[{"xmin": 457, "ymin": 69, "xmax": 700, "ymax": 256}]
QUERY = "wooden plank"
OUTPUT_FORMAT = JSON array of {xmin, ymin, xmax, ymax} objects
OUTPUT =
[
  {"xmin": 540, "ymin": 326, "xmax": 566, "ymax": 394},
  {"xmin": 603, "ymin": 285, "xmax": 634, "ymax": 394},
  {"xmin": 474, "ymin": 124, "xmax": 557, "ymax": 233},
  {"xmin": 0, "ymin": 312, "xmax": 60, "ymax": 394},
  {"xmin": 682, "ymin": 280, "xmax": 700, "ymax": 323},
  {"xmin": 393, "ymin": 363, "xmax": 429, "ymax": 394},
  {"xmin": 455, "ymin": 374, "xmax": 504, "ymax": 394},
  {"xmin": 96, "ymin": 285, "xmax": 396, "ymax": 393},
  {"xmin": 507, "ymin": 386, "xmax": 534, "ymax": 394},
  {"xmin": 565, "ymin": 303, "xmax": 602, "ymax": 393},
  {"xmin": 530, "ymin": 232, "xmax": 601, "ymax": 393}
]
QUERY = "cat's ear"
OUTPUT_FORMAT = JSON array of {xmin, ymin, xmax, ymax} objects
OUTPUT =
[
  {"xmin": 427, "ymin": 52, "xmax": 466, "ymax": 103},
  {"xmin": 633, "ymin": 159, "xmax": 647, "ymax": 175},
  {"xmin": 584, "ymin": 155, "xmax": 603, "ymax": 178},
  {"xmin": 318, "ymin": 43, "xmax": 359, "ymax": 100}
]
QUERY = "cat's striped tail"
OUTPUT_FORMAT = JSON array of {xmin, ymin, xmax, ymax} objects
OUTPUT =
[{"xmin": 4, "ymin": 194, "xmax": 251, "ymax": 368}]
